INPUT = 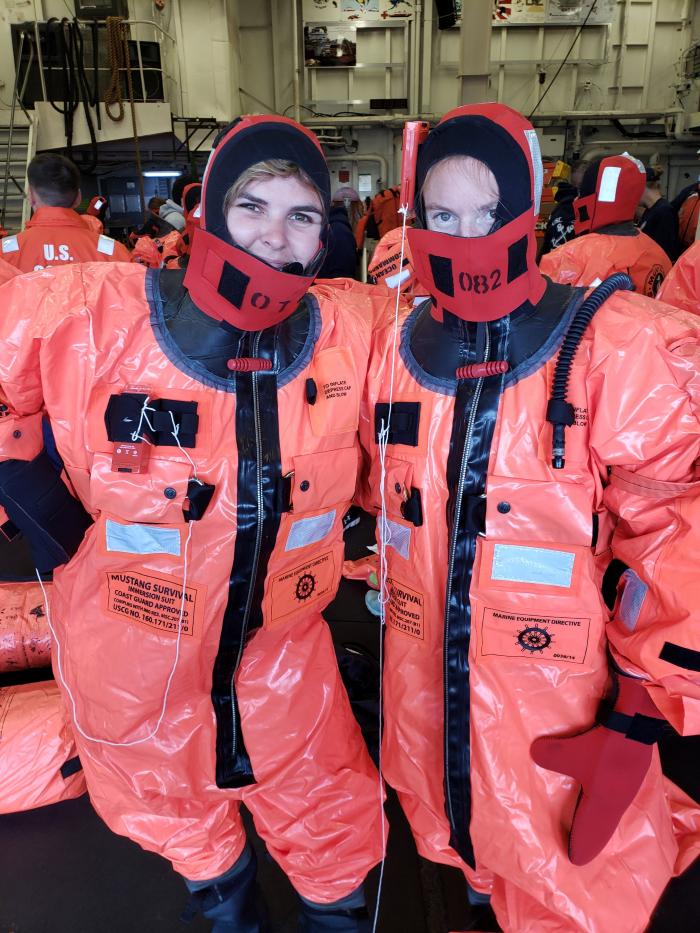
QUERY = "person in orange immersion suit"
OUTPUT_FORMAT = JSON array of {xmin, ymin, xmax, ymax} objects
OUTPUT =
[
  {"xmin": 81, "ymin": 194, "xmax": 108, "ymax": 234},
  {"xmin": 656, "ymin": 238, "xmax": 700, "ymax": 316},
  {"xmin": 360, "ymin": 103, "xmax": 700, "ymax": 933},
  {"xmin": 0, "ymin": 116, "xmax": 392, "ymax": 932},
  {"xmin": 0, "ymin": 153, "xmax": 129, "ymax": 271},
  {"xmin": 368, "ymin": 225, "xmax": 420, "ymax": 304},
  {"xmin": 540, "ymin": 153, "xmax": 671, "ymax": 296}
]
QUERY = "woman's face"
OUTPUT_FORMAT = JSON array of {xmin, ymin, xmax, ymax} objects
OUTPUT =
[
  {"xmin": 422, "ymin": 157, "xmax": 500, "ymax": 238},
  {"xmin": 226, "ymin": 173, "xmax": 324, "ymax": 270}
]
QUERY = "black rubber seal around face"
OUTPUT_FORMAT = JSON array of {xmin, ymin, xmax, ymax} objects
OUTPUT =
[
  {"xmin": 147, "ymin": 268, "xmax": 321, "ymax": 391},
  {"xmin": 415, "ymin": 114, "xmax": 531, "ymax": 227}
]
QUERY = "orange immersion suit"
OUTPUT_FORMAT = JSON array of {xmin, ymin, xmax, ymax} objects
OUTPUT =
[
  {"xmin": 0, "ymin": 576, "xmax": 84, "ymax": 814},
  {"xmin": 361, "ymin": 285, "xmax": 700, "ymax": 933},
  {"xmin": 0, "ymin": 580, "xmax": 52, "ymax": 672},
  {"xmin": 540, "ymin": 227, "xmax": 671, "ymax": 296},
  {"xmin": 678, "ymin": 189, "xmax": 700, "ymax": 250},
  {"xmin": 368, "ymin": 226, "xmax": 420, "ymax": 303},
  {"xmin": 0, "ymin": 680, "xmax": 86, "ymax": 814},
  {"xmin": 361, "ymin": 103, "xmax": 700, "ymax": 933},
  {"xmin": 0, "ymin": 261, "xmax": 387, "ymax": 898},
  {"xmin": 657, "ymin": 238, "xmax": 700, "ymax": 316},
  {"xmin": 0, "ymin": 206, "xmax": 129, "ymax": 272},
  {"xmin": 131, "ymin": 229, "xmax": 185, "ymax": 268}
]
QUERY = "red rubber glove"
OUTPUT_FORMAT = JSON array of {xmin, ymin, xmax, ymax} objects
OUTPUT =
[{"xmin": 531, "ymin": 674, "xmax": 666, "ymax": 865}]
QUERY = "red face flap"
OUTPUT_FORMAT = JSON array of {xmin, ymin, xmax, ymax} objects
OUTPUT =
[
  {"xmin": 407, "ymin": 211, "xmax": 546, "ymax": 323},
  {"xmin": 573, "ymin": 192, "xmax": 596, "ymax": 236},
  {"xmin": 184, "ymin": 227, "xmax": 317, "ymax": 331}
]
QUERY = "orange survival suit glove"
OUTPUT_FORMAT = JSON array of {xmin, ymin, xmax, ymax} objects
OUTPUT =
[{"xmin": 530, "ymin": 673, "xmax": 667, "ymax": 866}]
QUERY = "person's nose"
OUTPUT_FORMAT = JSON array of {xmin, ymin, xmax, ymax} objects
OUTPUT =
[
  {"xmin": 459, "ymin": 212, "xmax": 486, "ymax": 238},
  {"xmin": 261, "ymin": 214, "xmax": 287, "ymax": 250}
]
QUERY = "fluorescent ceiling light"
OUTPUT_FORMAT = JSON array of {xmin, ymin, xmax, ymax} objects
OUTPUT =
[{"xmin": 143, "ymin": 170, "xmax": 182, "ymax": 178}]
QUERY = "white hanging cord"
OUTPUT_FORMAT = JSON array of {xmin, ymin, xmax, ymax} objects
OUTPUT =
[
  {"xmin": 168, "ymin": 409, "xmax": 202, "ymax": 485},
  {"xmin": 37, "ymin": 410, "xmax": 198, "ymax": 748},
  {"xmin": 130, "ymin": 395, "xmax": 157, "ymax": 443},
  {"xmin": 371, "ymin": 202, "xmax": 409, "ymax": 933}
]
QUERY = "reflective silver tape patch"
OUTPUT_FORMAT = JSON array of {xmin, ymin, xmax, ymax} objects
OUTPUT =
[
  {"xmin": 385, "ymin": 268, "xmax": 411, "ymax": 289},
  {"xmin": 286, "ymin": 509, "xmax": 336, "ymax": 551},
  {"xmin": 379, "ymin": 515, "xmax": 411, "ymax": 560},
  {"xmin": 105, "ymin": 519, "xmax": 181, "ymax": 556},
  {"xmin": 97, "ymin": 234, "xmax": 116, "ymax": 256},
  {"xmin": 619, "ymin": 569, "xmax": 648, "ymax": 632},
  {"xmin": 524, "ymin": 129, "xmax": 543, "ymax": 215},
  {"xmin": 1, "ymin": 235, "xmax": 19, "ymax": 254},
  {"xmin": 598, "ymin": 166, "xmax": 622, "ymax": 203},
  {"xmin": 491, "ymin": 543, "xmax": 575, "ymax": 588}
]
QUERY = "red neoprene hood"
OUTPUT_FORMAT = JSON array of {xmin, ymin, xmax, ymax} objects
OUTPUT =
[
  {"xmin": 185, "ymin": 115, "xmax": 330, "ymax": 330},
  {"xmin": 407, "ymin": 103, "xmax": 546, "ymax": 322},
  {"xmin": 87, "ymin": 195, "xmax": 107, "ymax": 219},
  {"xmin": 182, "ymin": 182, "xmax": 202, "ymax": 216},
  {"xmin": 573, "ymin": 153, "xmax": 646, "ymax": 235}
]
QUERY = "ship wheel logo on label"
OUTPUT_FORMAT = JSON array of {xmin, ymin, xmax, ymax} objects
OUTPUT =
[
  {"xmin": 295, "ymin": 573, "xmax": 317, "ymax": 601},
  {"xmin": 516, "ymin": 625, "xmax": 552, "ymax": 653}
]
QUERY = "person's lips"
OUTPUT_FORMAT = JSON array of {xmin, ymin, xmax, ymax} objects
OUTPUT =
[{"xmin": 259, "ymin": 256, "xmax": 288, "ymax": 270}]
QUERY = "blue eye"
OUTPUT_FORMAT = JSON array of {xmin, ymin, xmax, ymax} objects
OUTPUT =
[
  {"xmin": 434, "ymin": 212, "xmax": 453, "ymax": 224},
  {"xmin": 291, "ymin": 213, "xmax": 313, "ymax": 224}
]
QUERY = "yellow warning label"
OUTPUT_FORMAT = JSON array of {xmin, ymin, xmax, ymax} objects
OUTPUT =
[
  {"xmin": 105, "ymin": 571, "xmax": 205, "ymax": 638},
  {"xmin": 386, "ymin": 578, "xmax": 424, "ymax": 640}
]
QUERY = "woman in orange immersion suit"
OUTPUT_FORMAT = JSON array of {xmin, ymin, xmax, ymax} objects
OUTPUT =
[
  {"xmin": 359, "ymin": 103, "xmax": 700, "ymax": 933},
  {"xmin": 0, "ymin": 116, "xmax": 394, "ymax": 932}
]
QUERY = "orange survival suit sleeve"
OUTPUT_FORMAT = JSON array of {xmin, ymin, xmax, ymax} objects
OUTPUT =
[
  {"xmin": 0, "ymin": 270, "xmax": 93, "ymax": 571},
  {"xmin": 0, "ymin": 285, "xmax": 46, "ymax": 464},
  {"xmin": 0, "ymin": 268, "xmax": 87, "ymax": 455},
  {"xmin": 657, "ymin": 241, "xmax": 700, "ymax": 316},
  {"xmin": 538, "ymin": 242, "xmax": 582, "ymax": 287},
  {"xmin": 589, "ymin": 304, "xmax": 700, "ymax": 735}
]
